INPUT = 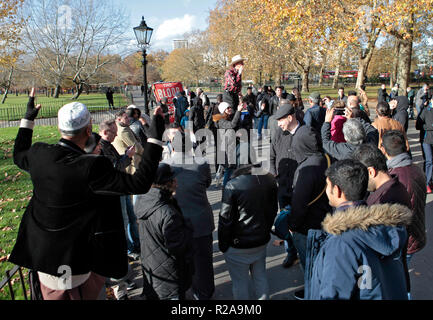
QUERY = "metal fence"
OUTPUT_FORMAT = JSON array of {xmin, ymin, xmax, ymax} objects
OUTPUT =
[
  {"xmin": 0, "ymin": 107, "xmax": 126, "ymax": 129},
  {"xmin": 0, "ymin": 94, "xmax": 133, "ymax": 128},
  {"xmin": 0, "ymin": 265, "xmax": 29, "ymax": 300}
]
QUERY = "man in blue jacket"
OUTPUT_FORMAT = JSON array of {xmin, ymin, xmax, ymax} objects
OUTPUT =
[
  {"xmin": 303, "ymin": 92, "xmax": 326, "ymax": 139},
  {"xmin": 306, "ymin": 159, "xmax": 411, "ymax": 300}
]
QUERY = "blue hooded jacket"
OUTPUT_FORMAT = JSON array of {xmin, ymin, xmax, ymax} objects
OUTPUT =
[{"xmin": 306, "ymin": 203, "xmax": 411, "ymax": 300}]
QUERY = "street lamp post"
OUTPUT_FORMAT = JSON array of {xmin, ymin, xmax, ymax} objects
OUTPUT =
[{"xmin": 133, "ymin": 17, "xmax": 153, "ymax": 115}]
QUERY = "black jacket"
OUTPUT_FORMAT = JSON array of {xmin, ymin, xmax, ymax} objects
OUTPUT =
[
  {"xmin": 135, "ymin": 187, "xmax": 194, "ymax": 300},
  {"xmin": 256, "ymin": 92, "xmax": 271, "ymax": 115},
  {"xmin": 243, "ymin": 93, "xmax": 257, "ymax": 110},
  {"xmin": 416, "ymin": 105, "xmax": 433, "ymax": 144},
  {"xmin": 392, "ymin": 96, "xmax": 409, "ymax": 132},
  {"xmin": 269, "ymin": 94, "xmax": 286, "ymax": 116},
  {"xmin": 377, "ymin": 88, "xmax": 388, "ymax": 103},
  {"xmin": 189, "ymin": 103, "xmax": 205, "ymax": 132},
  {"xmin": 99, "ymin": 138, "xmax": 131, "ymax": 172},
  {"xmin": 129, "ymin": 118, "xmax": 148, "ymax": 148},
  {"xmin": 10, "ymin": 129, "xmax": 162, "ymax": 278},
  {"xmin": 288, "ymin": 154, "xmax": 331, "ymax": 235},
  {"xmin": 218, "ymin": 165, "xmax": 278, "ymax": 252},
  {"xmin": 270, "ymin": 130, "xmax": 298, "ymax": 207}
]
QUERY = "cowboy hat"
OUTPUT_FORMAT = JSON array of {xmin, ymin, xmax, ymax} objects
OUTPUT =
[{"xmin": 230, "ymin": 54, "xmax": 247, "ymax": 67}]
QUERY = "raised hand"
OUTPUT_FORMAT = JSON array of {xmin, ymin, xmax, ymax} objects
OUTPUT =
[
  {"xmin": 325, "ymin": 107, "xmax": 334, "ymax": 123},
  {"xmin": 149, "ymin": 106, "xmax": 165, "ymax": 141},
  {"xmin": 126, "ymin": 145, "xmax": 136, "ymax": 158},
  {"xmin": 25, "ymin": 88, "xmax": 42, "ymax": 121}
]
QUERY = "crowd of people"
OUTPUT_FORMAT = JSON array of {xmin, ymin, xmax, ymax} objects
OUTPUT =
[{"xmin": 7, "ymin": 53, "xmax": 433, "ymax": 301}]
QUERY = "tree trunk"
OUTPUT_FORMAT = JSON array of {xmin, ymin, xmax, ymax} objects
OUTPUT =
[
  {"xmin": 396, "ymin": 38, "xmax": 413, "ymax": 96},
  {"xmin": 53, "ymin": 84, "xmax": 61, "ymax": 98},
  {"xmin": 72, "ymin": 83, "xmax": 84, "ymax": 99},
  {"xmin": 1, "ymin": 67, "xmax": 14, "ymax": 104},
  {"xmin": 356, "ymin": 29, "xmax": 380, "ymax": 89},
  {"xmin": 390, "ymin": 39, "xmax": 400, "ymax": 88},
  {"xmin": 277, "ymin": 64, "xmax": 283, "ymax": 86},
  {"xmin": 301, "ymin": 67, "xmax": 310, "ymax": 93},
  {"xmin": 318, "ymin": 52, "xmax": 327, "ymax": 87},
  {"xmin": 332, "ymin": 48, "xmax": 344, "ymax": 89}
]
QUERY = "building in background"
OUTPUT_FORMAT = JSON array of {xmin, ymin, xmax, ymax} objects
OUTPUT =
[{"xmin": 173, "ymin": 39, "xmax": 188, "ymax": 50}]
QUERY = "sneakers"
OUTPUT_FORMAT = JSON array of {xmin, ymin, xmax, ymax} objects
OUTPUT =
[
  {"xmin": 427, "ymin": 185, "xmax": 432, "ymax": 194},
  {"xmin": 293, "ymin": 289, "xmax": 304, "ymax": 300},
  {"xmin": 126, "ymin": 279, "xmax": 137, "ymax": 291},
  {"xmin": 127, "ymin": 252, "xmax": 140, "ymax": 261},
  {"xmin": 282, "ymin": 254, "xmax": 297, "ymax": 268}
]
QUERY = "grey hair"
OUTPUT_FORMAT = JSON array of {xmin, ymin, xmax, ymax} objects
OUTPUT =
[
  {"xmin": 310, "ymin": 97, "xmax": 320, "ymax": 104},
  {"xmin": 343, "ymin": 119, "xmax": 365, "ymax": 146}
]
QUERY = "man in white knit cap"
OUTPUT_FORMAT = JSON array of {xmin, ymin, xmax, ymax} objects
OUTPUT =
[{"xmin": 9, "ymin": 88, "xmax": 165, "ymax": 300}]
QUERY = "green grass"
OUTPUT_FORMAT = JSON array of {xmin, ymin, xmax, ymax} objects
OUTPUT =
[{"xmin": 0, "ymin": 93, "xmax": 129, "ymax": 121}]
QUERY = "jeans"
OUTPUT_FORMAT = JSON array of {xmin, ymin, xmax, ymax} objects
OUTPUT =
[
  {"xmin": 278, "ymin": 198, "xmax": 298, "ymax": 259},
  {"xmin": 292, "ymin": 232, "xmax": 308, "ymax": 270},
  {"xmin": 253, "ymin": 117, "xmax": 259, "ymax": 130},
  {"xmin": 257, "ymin": 115, "xmax": 269, "ymax": 138},
  {"xmin": 422, "ymin": 143, "xmax": 433, "ymax": 185},
  {"xmin": 224, "ymin": 245, "xmax": 269, "ymax": 300},
  {"xmin": 406, "ymin": 254, "xmax": 413, "ymax": 266},
  {"xmin": 284, "ymin": 236, "xmax": 298, "ymax": 258},
  {"xmin": 120, "ymin": 195, "xmax": 140, "ymax": 254},
  {"xmin": 222, "ymin": 167, "xmax": 234, "ymax": 188},
  {"xmin": 406, "ymin": 253, "xmax": 414, "ymax": 300}
]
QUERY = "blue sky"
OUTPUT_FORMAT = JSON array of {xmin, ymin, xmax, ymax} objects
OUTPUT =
[{"xmin": 113, "ymin": 0, "xmax": 217, "ymax": 53}]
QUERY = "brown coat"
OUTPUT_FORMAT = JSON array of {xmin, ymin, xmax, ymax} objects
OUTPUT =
[{"xmin": 372, "ymin": 117, "xmax": 410, "ymax": 151}]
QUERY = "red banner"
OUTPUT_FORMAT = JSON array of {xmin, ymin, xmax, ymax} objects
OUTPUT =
[{"xmin": 153, "ymin": 82, "xmax": 183, "ymax": 123}]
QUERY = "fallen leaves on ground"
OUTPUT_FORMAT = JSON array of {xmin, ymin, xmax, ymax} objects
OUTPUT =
[{"xmin": 0, "ymin": 254, "xmax": 10, "ymax": 262}]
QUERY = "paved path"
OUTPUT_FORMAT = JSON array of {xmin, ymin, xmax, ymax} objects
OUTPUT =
[{"xmin": 125, "ymin": 91, "xmax": 433, "ymax": 300}]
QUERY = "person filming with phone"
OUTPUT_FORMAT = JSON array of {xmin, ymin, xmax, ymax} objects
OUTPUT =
[{"xmin": 321, "ymin": 103, "xmax": 377, "ymax": 161}]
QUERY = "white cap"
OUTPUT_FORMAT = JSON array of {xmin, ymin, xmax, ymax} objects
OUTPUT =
[
  {"xmin": 127, "ymin": 104, "xmax": 137, "ymax": 109},
  {"xmin": 58, "ymin": 102, "xmax": 91, "ymax": 131}
]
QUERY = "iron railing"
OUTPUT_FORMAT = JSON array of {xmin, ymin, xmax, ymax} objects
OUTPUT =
[{"xmin": 0, "ymin": 265, "xmax": 28, "ymax": 300}]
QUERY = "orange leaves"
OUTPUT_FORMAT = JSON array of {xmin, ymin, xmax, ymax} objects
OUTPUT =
[{"xmin": 0, "ymin": 0, "xmax": 24, "ymax": 68}]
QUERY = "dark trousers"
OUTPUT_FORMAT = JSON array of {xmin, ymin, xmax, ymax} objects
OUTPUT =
[
  {"xmin": 223, "ymin": 91, "xmax": 239, "ymax": 109},
  {"xmin": 107, "ymin": 98, "xmax": 114, "ymax": 109},
  {"xmin": 423, "ymin": 142, "xmax": 433, "ymax": 185},
  {"xmin": 191, "ymin": 234, "xmax": 215, "ymax": 299}
]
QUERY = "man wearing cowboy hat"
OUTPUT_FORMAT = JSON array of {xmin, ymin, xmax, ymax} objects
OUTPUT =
[{"xmin": 223, "ymin": 54, "xmax": 247, "ymax": 110}]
